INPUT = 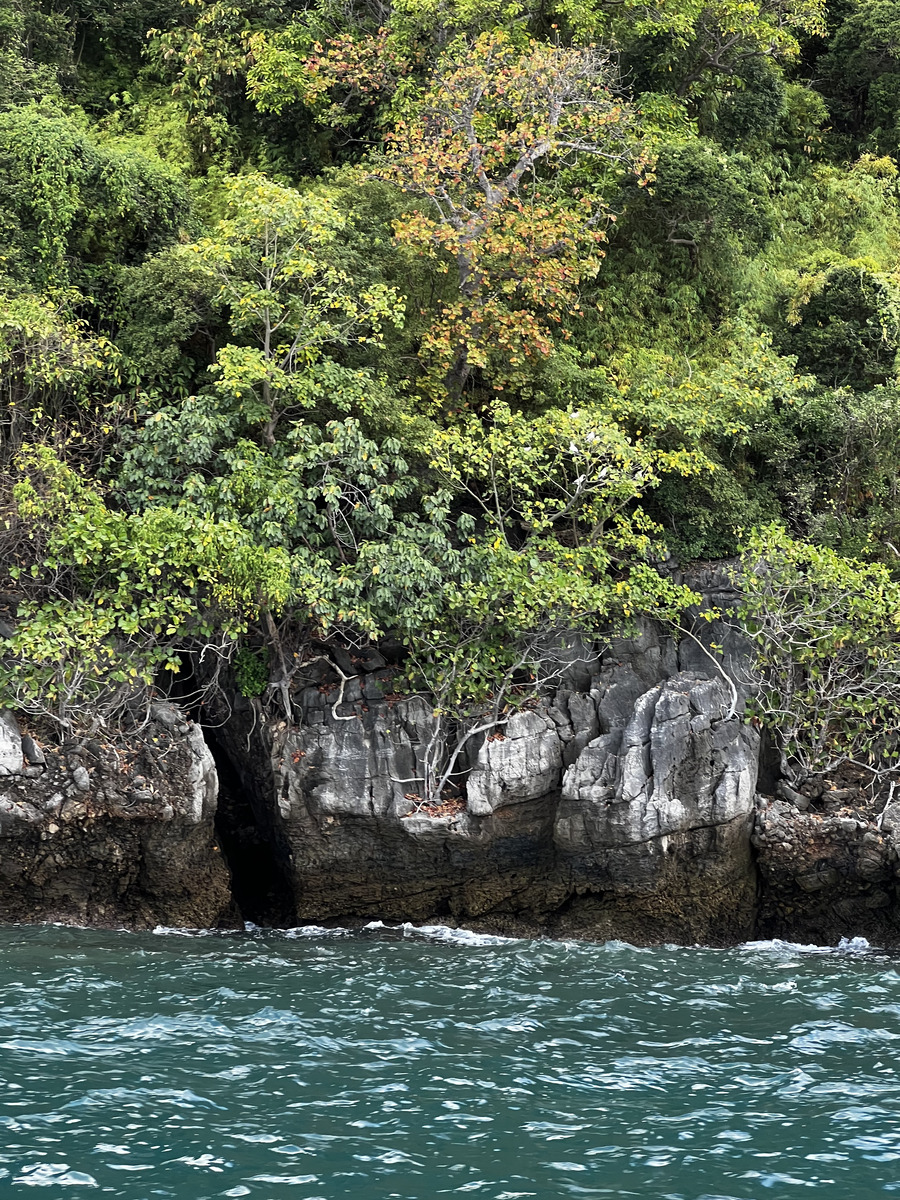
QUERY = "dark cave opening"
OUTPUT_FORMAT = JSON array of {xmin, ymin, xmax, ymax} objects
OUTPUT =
[{"xmin": 203, "ymin": 728, "xmax": 297, "ymax": 928}]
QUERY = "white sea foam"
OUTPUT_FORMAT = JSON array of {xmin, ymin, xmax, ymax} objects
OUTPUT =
[
  {"xmin": 151, "ymin": 925, "xmax": 219, "ymax": 937},
  {"xmin": 363, "ymin": 919, "xmax": 521, "ymax": 945},
  {"xmin": 281, "ymin": 925, "xmax": 351, "ymax": 939},
  {"xmin": 149, "ymin": 920, "xmax": 516, "ymax": 943},
  {"xmin": 741, "ymin": 936, "xmax": 875, "ymax": 955},
  {"xmin": 146, "ymin": 924, "xmax": 878, "ymax": 954}
]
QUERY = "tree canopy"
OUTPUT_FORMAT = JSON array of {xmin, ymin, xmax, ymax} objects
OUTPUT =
[{"xmin": 1, "ymin": 0, "xmax": 899, "ymax": 780}]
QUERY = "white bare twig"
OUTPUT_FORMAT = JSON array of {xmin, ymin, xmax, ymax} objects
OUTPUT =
[{"xmin": 674, "ymin": 622, "xmax": 740, "ymax": 720}]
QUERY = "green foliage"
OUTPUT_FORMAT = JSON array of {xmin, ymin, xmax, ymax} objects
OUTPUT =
[
  {"xmin": 709, "ymin": 60, "xmax": 787, "ymax": 147},
  {"xmin": 753, "ymin": 158, "xmax": 900, "ymax": 299},
  {"xmin": 406, "ymin": 401, "xmax": 701, "ymax": 705},
  {"xmin": 818, "ymin": 0, "xmax": 900, "ymax": 152},
  {"xmin": 0, "ymin": 0, "xmax": 67, "ymax": 108},
  {"xmin": 0, "ymin": 106, "xmax": 189, "ymax": 289},
  {"xmin": 0, "ymin": 446, "xmax": 291, "ymax": 724},
  {"xmin": 0, "ymin": 290, "xmax": 114, "ymax": 435},
  {"xmin": 613, "ymin": 330, "xmax": 808, "ymax": 447},
  {"xmin": 641, "ymin": 140, "xmax": 774, "ymax": 265},
  {"xmin": 113, "ymin": 251, "xmax": 218, "ymax": 388},
  {"xmin": 2, "ymin": 0, "xmax": 900, "ymax": 740},
  {"xmin": 775, "ymin": 83, "xmax": 829, "ymax": 157},
  {"xmin": 754, "ymin": 382, "xmax": 900, "ymax": 556},
  {"xmin": 739, "ymin": 525, "xmax": 900, "ymax": 775},
  {"xmin": 234, "ymin": 645, "xmax": 269, "ymax": 696},
  {"xmin": 147, "ymin": 0, "xmax": 327, "ymax": 170},
  {"xmin": 182, "ymin": 173, "xmax": 403, "ymax": 440},
  {"xmin": 777, "ymin": 264, "xmax": 900, "ymax": 389}
]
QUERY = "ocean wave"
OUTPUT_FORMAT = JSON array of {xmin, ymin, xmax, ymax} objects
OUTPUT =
[
  {"xmin": 740, "ymin": 935, "xmax": 876, "ymax": 955},
  {"xmin": 362, "ymin": 919, "xmax": 521, "ymax": 945}
]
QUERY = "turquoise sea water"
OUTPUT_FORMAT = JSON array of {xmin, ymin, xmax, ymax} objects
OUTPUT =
[{"xmin": 1, "ymin": 925, "xmax": 899, "ymax": 1198}]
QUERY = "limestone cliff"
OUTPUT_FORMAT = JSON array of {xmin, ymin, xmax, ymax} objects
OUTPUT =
[
  {"xmin": 246, "ymin": 622, "xmax": 760, "ymax": 944},
  {"xmin": 0, "ymin": 704, "xmax": 232, "ymax": 927},
  {"xmin": 1, "ymin": 565, "xmax": 899, "ymax": 946}
]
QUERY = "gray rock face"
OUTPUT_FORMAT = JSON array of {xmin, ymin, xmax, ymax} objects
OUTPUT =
[
  {"xmin": 182, "ymin": 723, "xmax": 219, "ymax": 825},
  {"xmin": 0, "ymin": 710, "xmax": 22, "ymax": 776},
  {"xmin": 245, "ymin": 615, "xmax": 760, "ymax": 943},
  {"xmin": 0, "ymin": 709, "xmax": 231, "ymax": 928},
  {"xmin": 557, "ymin": 674, "xmax": 758, "ymax": 850},
  {"xmin": 280, "ymin": 695, "xmax": 436, "ymax": 822},
  {"xmin": 550, "ymin": 672, "xmax": 759, "ymax": 944},
  {"xmin": 753, "ymin": 796, "xmax": 900, "ymax": 945},
  {"xmin": 467, "ymin": 711, "xmax": 562, "ymax": 816},
  {"xmin": 8, "ymin": 558, "xmax": 897, "ymax": 946}
]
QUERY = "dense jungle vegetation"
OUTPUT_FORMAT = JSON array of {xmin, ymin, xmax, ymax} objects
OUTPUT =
[{"xmin": 5, "ymin": 0, "xmax": 900, "ymax": 773}]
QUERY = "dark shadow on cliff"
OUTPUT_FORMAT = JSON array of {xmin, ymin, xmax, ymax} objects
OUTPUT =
[
  {"xmin": 755, "ymin": 727, "xmax": 782, "ymax": 798},
  {"xmin": 202, "ymin": 726, "xmax": 297, "ymax": 927}
]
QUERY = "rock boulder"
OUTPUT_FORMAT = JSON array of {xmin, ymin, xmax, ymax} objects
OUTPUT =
[{"xmin": 0, "ymin": 709, "xmax": 233, "ymax": 928}]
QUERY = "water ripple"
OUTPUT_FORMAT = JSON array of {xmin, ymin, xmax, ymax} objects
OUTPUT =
[{"xmin": 0, "ymin": 925, "xmax": 899, "ymax": 1197}]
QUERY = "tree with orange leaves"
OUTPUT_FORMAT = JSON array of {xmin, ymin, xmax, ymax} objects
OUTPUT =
[{"xmin": 371, "ymin": 32, "xmax": 641, "ymax": 400}]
